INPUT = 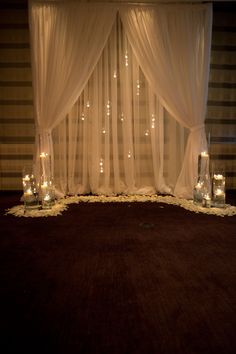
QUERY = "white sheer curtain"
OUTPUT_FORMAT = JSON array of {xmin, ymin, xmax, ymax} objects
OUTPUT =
[
  {"xmin": 29, "ymin": 1, "xmax": 117, "ymax": 185},
  {"xmin": 120, "ymin": 4, "xmax": 212, "ymax": 198},
  {"xmin": 53, "ymin": 17, "xmax": 171, "ymax": 196},
  {"xmin": 29, "ymin": 2, "xmax": 212, "ymax": 198}
]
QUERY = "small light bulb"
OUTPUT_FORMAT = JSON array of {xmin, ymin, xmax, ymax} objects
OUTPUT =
[
  {"xmin": 125, "ymin": 51, "xmax": 128, "ymax": 67},
  {"xmin": 151, "ymin": 114, "xmax": 156, "ymax": 128}
]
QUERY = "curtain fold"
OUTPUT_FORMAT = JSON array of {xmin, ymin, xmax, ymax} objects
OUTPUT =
[
  {"xmin": 120, "ymin": 4, "xmax": 212, "ymax": 198},
  {"xmin": 29, "ymin": 1, "xmax": 117, "ymax": 186}
]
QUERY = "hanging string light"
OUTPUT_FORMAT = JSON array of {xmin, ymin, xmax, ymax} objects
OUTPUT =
[
  {"xmin": 106, "ymin": 100, "xmax": 111, "ymax": 116},
  {"xmin": 151, "ymin": 114, "xmax": 156, "ymax": 129},
  {"xmin": 99, "ymin": 158, "xmax": 104, "ymax": 174},
  {"xmin": 136, "ymin": 80, "xmax": 140, "ymax": 96},
  {"xmin": 125, "ymin": 51, "xmax": 129, "ymax": 67},
  {"xmin": 120, "ymin": 113, "xmax": 124, "ymax": 122}
]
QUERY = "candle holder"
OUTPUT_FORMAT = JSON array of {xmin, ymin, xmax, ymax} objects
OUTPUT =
[
  {"xmin": 193, "ymin": 180, "xmax": 204, "ymax": 205},
  {"xmin": 202, "ymin": 193, "xmax": 211, "ymax": 208},
  {"xmin": 212, "ymin": 174, "xmax": 225, "ymax": 208},
  {"xmin": 198, "ymin": 151, "xmax": 209, "ymax": 180},
  {"xmin": 193, "ymin": 151, "xmax": 211, "ymax": 206},
  {"xmin": 40, "ymin": 178, "xmax": 55, "ymax": 209},
  {"xmin": 40, "ymin": 152, "xmax": 52, "ymax": 181},
  {"xmin": 22, "ymin": 171, "xmax": 40, "ymax": 210}
]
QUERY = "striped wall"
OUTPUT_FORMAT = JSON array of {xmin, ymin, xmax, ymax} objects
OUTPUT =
[
  {"xmin": 0, "ymin": 1, "xmax": 235, "ymax": 190},
  {"xmin": 0, "ymin": 0, "xmax": 34, "ymax": 190},
  {"xmin": 206, "ymin": 2, "xmax": 236, "ymax": 190}
]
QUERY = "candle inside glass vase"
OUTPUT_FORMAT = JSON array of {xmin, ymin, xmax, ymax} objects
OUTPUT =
[
  {"xmin": 193, "ymin": 180, "xmax": 204, "ymax": 204},
  {"xmin": 198, "ymin": 151, "xmax": 209, "ymax": 180},
  {"xmin": 22, "ymin": 170, "xmax": 39, "ymax": 210},
  {"xmin": 212, "ymin": 174, "xmax": 225, "ymax": 208},
  {"xmin": 41, "ymin": 180, "xmax": 55, "ymax": 209},
  {"xmin": 202, "ymin": 193, "xmax": 211, "ymax": 208}
]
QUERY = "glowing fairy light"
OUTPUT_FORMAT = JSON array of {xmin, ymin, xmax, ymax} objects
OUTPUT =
[
  {"xmin": 144, "ymin": 129, "xmax": 150, "ymax": 137},
  {"xmin": 40, "ymin": 152, "xmax": 48, "ymax": 158},
  {"xmin": 23, "ymin": 174, "xmax": 30, "ymax": 182},
  {"xmin": 125, "ymin": 51, "xmax": 128, "ymax": 67},
  {"xmin": 151, "ymin": 114, "xmax": 156, "ymax": 129},
  {"xmin": 102, "ymin": 128, "xmax": 106, "ymax": 134},
  {"xmin": 136, "ymin": 80, "xmax": 140, "ymax": 96},
  {"xmin": 120, "ymin": 113, "xmax": 124, "ymax": 122},
  {"xmin": 86, "ymin": 101, "xmax": 90, "ymax": 108},
  {"xmin": 100, "ymin": 158, "xmax": 104, "ymax": 173},
  {"xmin": 127, "ymin": 150, "xmax": 131, "ymax": 158},
  {"xmin": 106, "ymin": 100, "xmax": 111, "ymax": 116},
  {"xmin": 81, "ymin": 113, "xmax": 85, "ymax": 121},
  {"xmin": 113, "ymin": 71, "xmax": 117, "ymax": 79}
]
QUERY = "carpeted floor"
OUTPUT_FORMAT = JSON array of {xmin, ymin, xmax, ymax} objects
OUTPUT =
[{"xmin": 0, "ymin": 192, "xmax": 236, "ymax": 354}]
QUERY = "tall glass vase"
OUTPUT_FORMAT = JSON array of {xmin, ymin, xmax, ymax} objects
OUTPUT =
[
  {"xmin": 212, "ymin": 173, "xmax": 225, "ymax": 208},
  {"xmin": 22, "ymin": 168, "xmax": 40, "ymax": 210},
  {"xmin": 40, "ymin": 177, "xmax": 55, "ymax": 209},
  {"xmin": 39, "ymin": 152, "xmax": 56, "ymax": 209},
  {"xmin": 193, "ymin": 151, "xmax": 210, "ymax": 205}
]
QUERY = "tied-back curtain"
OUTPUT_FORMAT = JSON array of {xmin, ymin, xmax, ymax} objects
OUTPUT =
[
  {"xmin": 120, "ymin": 4, "xmax": 212, "ymax": 198},
  {"xmin": 29, "ymin": 1, "xmax": 212, "ymax": 198},
  {"xmin": 29, "ymin": 1, "xmax": 117, "ymax": 180}
]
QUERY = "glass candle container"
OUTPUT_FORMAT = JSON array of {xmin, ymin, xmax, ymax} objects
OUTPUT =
[
  {"xmin": 22, "ymin": 171, "xmax": 39, "ymax": 210},
  {"xmin": 212, "ymin": 174, "xmax": 225, "ymax": 208},
  {"xmin": 193, "ymin": 180, "xmax": 204, "ymax": 204},
  {"xmin": 41, "ymin": 179, "xmax": 55, "ymax": 209},
  {"xmin": 198, "ymin": 151, "xmax": 209, "ymax": 180},
  {"xmin": 202, "ymin": 193, "xmax": 211, "ymax": 208}
]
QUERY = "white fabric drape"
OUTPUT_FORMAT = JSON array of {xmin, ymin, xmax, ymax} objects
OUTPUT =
[
  {"xmin": 29, "ymin": 2, "xmax": 212, "ymax": 198},
  {"xmin": 29, "ymin": 1, "xmax": 117, "ymax": 181},
  {"xmin": 120, "ymin": 4, "xmax": 212, "ymax": 198}
]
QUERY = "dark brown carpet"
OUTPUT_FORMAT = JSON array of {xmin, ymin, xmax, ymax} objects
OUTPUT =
[{"xmin": 0, "ymin": 192, "xmax": 236, "ymax": 354}]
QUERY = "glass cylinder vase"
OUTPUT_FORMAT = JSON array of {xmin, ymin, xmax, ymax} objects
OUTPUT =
[
  {"xmin": 22, "ymin": 169, "xmax": 40, "ymax": 210},
  {"xmin": 198, "ymin": 151, "xmax": 209, "ymax": 181},
  {"xmin": 212, "ymin": 174, "xmax": 225, "ymax": 208},
  {"xmin": 40, "ymin": 178, "xmax": 55, "ymax": 209},
  {"xmin": 193, "ymin": 180, "xmax": 204, "ymax": 205}
]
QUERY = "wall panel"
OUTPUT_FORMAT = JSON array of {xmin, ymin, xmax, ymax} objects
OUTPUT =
[
  {"xmin": 206, "ymin": 2, "xmax": 236, "ymax": 190},
  {"xmin": 0, "ymin": 0, "xmax": 34, "ymax": 190}
]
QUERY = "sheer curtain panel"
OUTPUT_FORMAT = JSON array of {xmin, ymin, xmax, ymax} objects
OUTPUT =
[
  {"xmin": 29, "ymin": 1, "xmax": 117, "ymax": 188},
  {"xmin": 120, "ymin": 4, "xmax": 212, "ymax": 198}
]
